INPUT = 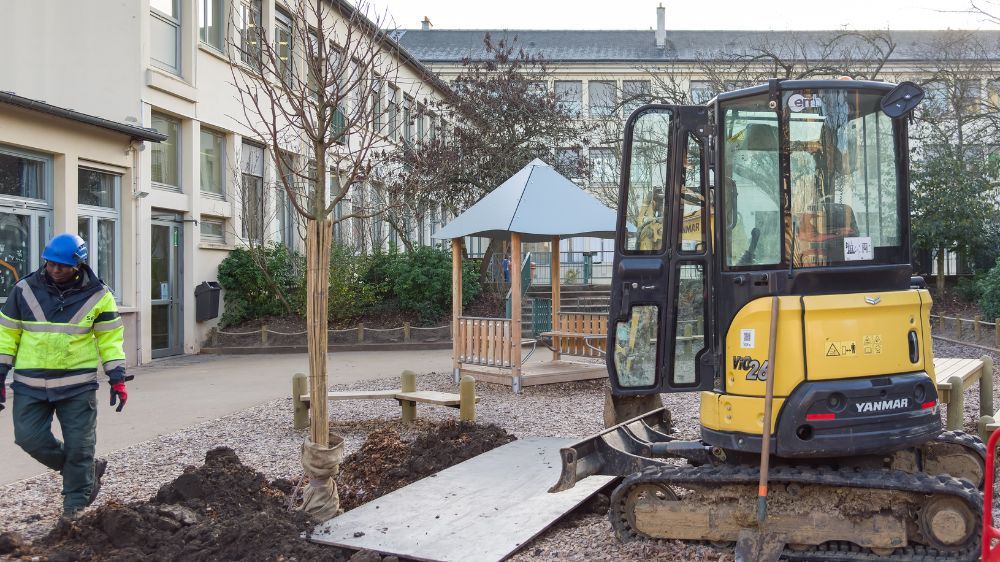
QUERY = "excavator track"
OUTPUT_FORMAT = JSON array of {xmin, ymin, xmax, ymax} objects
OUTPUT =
[{"xmin": 609, "ymin": 463, "xmax": 982, "ymax": 562}]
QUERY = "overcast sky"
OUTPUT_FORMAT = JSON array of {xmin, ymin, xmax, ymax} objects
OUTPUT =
[{"xmin": 367, "ymin": 0, "xmax": 1000, "ymax": 31}]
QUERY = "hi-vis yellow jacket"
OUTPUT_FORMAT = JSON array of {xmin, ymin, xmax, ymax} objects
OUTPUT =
[{"xmin": 0, "ymin": 265, "xmax": 126, "ymax": 401}]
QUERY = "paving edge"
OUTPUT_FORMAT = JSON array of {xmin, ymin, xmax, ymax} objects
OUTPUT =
[{"xmin": 200, "ymin": 342, "xmax": 454, "ymax": 354}]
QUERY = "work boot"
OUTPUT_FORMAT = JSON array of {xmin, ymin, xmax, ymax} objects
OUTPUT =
[
  {"xmin": 88, "ymin": 458, "xmax": 107, "ymax": 506},
  {"xmin": 61, "ymin": 507, "xmax": 84, "ymax": 522}
]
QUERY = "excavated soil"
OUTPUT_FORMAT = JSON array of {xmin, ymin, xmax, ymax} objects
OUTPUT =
[{"xmin": 1, "ymin": 421, "xmax": 515, "ymax": 562}]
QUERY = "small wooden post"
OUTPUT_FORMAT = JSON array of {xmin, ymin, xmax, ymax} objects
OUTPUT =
[
  {"xmin": 452, "ymin": 238, "xmax": 463, "ymax": 383},
  {"xmin": 261, "ymin": 324, "xmax": 269, "ymax": 346},
  {"xmin": 975, "ymin": 315, "xmax": 982, "ymax": 340},
  {"xmin": 403, "ymin": 322, "xmax": 411, "ymax": 343},
  {"xmin": 400, "ymin": 370, "xmax": 417, "ymax": 423},
  {"xmin": 292, "ymin": 373, "xmax": 309, "ymax": 430},
  {"xmin": 357, "ymin": 323, "xmax": 365, "ymax": 344},
  {"xmin": 684, "ymin": 323, "xmax": 693, "ymax": 353},
  {"xmin": 210, "ymin": 327, "xmax": 219, "ymax": 348},
  {"xmin": 510, "ymin": 232, "xmax": 523, "ymax": 393},
  {"xmin": 947, "ymin": 374, "xmax": 965, "ymax": 431},
  {"xmin": 460, "ymin": 375, "xmax": 476, "ymax": 421},
  {"xmin": 551, "ymin": 235, "xmax": 561, "ymax": 362},
  {"xmin": 955, "ymin": 317, "xmax": 962, "ymax": 339},
  {"xmin": 982, "ymin": 355, "xmax": 995, "ymax": 423}
]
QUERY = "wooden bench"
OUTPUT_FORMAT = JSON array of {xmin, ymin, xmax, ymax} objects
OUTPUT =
[
  {"xmin": 933, "ymin": 356, "xmax": 994, "ymax": 435},
  {"xmin": 292, "ymin": 371, "xmax": 479, "ymax": 428}
]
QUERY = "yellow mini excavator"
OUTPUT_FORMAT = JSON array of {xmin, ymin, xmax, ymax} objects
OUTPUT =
[{"xmin": 550, "ymin": 79, "xmax": 986, "ymax": 561}]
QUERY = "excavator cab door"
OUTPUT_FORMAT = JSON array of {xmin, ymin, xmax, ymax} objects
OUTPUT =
[{"xmin": 607, "ymin": 105, "xmax": 715, "ymax": 396}]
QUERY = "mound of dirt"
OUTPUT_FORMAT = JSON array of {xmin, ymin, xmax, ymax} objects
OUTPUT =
[
  {"xmin": 337, "ymin": 420, "xmax": 516, "ymax": 511},
  {"xmin": 7, "ymin": 421, "xmax": 515, "ymax": 562}
]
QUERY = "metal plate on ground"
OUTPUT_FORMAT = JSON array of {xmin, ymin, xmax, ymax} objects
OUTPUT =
[{"xmin": 310, "ymin": 437, "xmax": 614, "ymax": 562}]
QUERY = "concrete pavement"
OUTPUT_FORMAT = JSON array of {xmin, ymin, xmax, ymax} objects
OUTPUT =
[{"xmin": 0, "ymin": 349, "xmax": 453, "ymax": 485}]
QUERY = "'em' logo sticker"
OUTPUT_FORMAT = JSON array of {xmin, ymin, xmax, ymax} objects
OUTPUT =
[{"xmin": 787, "ymin": 93, "xmax": 823, "ymax": 112}]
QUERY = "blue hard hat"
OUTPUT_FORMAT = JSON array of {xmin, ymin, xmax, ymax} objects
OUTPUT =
[{"xmin": 43, "ymin": 233, "xmax": 88, "ymax": 266}]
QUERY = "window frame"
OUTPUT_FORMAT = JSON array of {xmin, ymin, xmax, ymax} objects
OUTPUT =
[
  {"xmin": 77, "ymin": 167, "xmax": 122, "ymax": 297},
  {"xmin": 198, "ymin": 0, "xmax": 225, "ymax": 52},
  {"xmin": 274, "ymin": 6, "xmax": 294, "ymax": 87},
  {"xmin": 238, "ymin": 0, "xmax": 263, "ymax": 68},
  {"xmin": 151, "ymin": 112, "xmax": 182, "ymax": 191},
  {"xmin": 150, "ymin": 0, "xmax": 181, "ymax": 74},
  {"xmin": 200, "ymin": 128, "xmax": 227, "ymax": 198},
  {"xmin": 555, "ymin": 80, "xmax": 583, "ymax": 114},
  {"xmin": 588, "ymin": 80, "xmax": 618, "ymax": 118},
  {"xmin": 0, "ymin": 145, "xmax": 53, "ymax": 302},
  {"xmin": 200, "ymin": 216, "xmax": 228, "ymax": 244},
  {"xmin": 240, "ymin": 141, "xmax": 266, "ymax": 243}
]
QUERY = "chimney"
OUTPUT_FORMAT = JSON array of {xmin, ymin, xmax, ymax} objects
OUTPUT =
[
  {"xmin": 421, "ymin": 16, "xmax": 432, "ymax": 31},
  {"xmin": 655, "ymin": 4, "xmax": 666, "ymax": 48}
]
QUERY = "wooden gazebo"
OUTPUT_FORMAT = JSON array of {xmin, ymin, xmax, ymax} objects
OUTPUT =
[{"xmin": 435, "ymin": 159, "xmax": 619, "ymax": 393}]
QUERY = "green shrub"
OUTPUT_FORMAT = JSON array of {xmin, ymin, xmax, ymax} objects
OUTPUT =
[
  {"xmin": 328, "ymin": 244, "xmax": 381, "ymax": 323},
  {"xmin": 391, "ymin": 246, "xmax": 481, "ymax": 323},
  {"xmin": 979, "ymin": 259, "xmax": 1000, "ymax": 321},
  {"xmin": 217, "ymin": 244, "xmax": 305, "ymax": 327},
  {"xmin": 957, "ymin": 274, "xmax": 984, "ymax": 302}
]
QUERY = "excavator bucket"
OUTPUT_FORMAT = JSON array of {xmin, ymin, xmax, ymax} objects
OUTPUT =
[{"xmin": 550, "ymin": 407, "xmax": 712, "ymax": 493}]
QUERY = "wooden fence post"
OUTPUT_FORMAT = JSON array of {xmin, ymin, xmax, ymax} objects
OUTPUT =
[
  {"xmin": 980, "ymin": 355, "xmax": 994, "ymax": 431},
  {"xmin": 947, "ymin": 374, "xmax": 965, "ymax": 431},
  {"xmin": 357, "ymin": 323, "xmax": 365, "ymax": 344},
  {"xmin": 261, "ymin": 324, "xmax": 269, "ymax": 346},
  {"xmin": 401, "ymin": 370, "xmax": 417, "ymax": 423},
  {"xmin": 403, "ymin": 322, "xmax": 411, "ymax": 343},
  {"xmin": 460, "ymin": 375, "xmax": 476, "ymax": 421},
  {"xmin": 974, "ymin": 315, "xmax": 981, "ymax": 341},
  {"xmin": 954, "ymin": 317, "xmax": 962, "ymax": 339},
  {"xmin": 292, "ymin": 373, "xmax": 309, "ymax": 430}
]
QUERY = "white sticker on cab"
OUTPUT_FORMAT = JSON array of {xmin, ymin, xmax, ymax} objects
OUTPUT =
[{"xmin": 844, "ymin": 237, "xmax": 874, "ymax": 261}]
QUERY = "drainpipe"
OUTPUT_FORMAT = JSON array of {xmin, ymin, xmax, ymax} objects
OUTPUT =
[{"xmin": 131, "ymin": 141, "xmax": 143, "ymax": 365}]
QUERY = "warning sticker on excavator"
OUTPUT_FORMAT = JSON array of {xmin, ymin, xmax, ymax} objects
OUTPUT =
[
  {"xmin": 862, "ymin": 335, "xmax": 883, "ymax": 355},
  {"xmin": 825, "ymin": 341, "xmax": 857, "ymax": 357}
]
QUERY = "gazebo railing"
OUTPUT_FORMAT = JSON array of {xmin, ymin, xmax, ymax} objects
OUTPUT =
[{"xmin": 457, "ymin": 316, "xmax": 517, "ymax": 368}]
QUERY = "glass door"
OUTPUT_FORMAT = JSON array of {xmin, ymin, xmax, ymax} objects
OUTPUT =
[{"xmin": 150, "ymin": 218, "xmax": 183, "ymax": 357}]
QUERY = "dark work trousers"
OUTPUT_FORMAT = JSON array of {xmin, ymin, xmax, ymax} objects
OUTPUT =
[{"xmin": 12, "ymin": 390, "xmax": 97, "ymax": 512}]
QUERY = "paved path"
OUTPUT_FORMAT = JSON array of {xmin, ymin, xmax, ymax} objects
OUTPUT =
[{"xmin": 0, "ymin": 349, "xmax": 453, "ymax": 485}]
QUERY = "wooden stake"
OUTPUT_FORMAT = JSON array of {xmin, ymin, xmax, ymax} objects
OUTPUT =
[
  {"xmin": 551, "ymin": 236, "xmax": 561, "ymax": 361},
  {"xmin": 460, "ymin": 375, "xmax": 476, "ymax": 421},
  {"xmin": 511, "ymin": 233, "xmax": 523, "ymax": 391},
  {"xmin": 306, "ymin": 218, "xmax": 333, "ymax": 448},
  {"xmin": 452, "ymin": 238, "xmax": 463, "ymax": 382},
  {"xmin": 292, "ymin": 372, "xmax": 309, "ymax": 430},
  {"xmin": 401, "ymin": 370, "xmax": 417, "ymax": 422}
]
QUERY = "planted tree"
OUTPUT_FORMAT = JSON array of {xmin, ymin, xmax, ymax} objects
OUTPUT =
[{"xmin": 228, "ymin": 0, "xmax": 405, "ymax": 516}]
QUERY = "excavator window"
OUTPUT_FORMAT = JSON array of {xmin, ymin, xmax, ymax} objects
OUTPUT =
[
  {"xmin": 786, "ymin": 89, "xmax": 901, "ymax": 267},
  {"xmin": 720, "ymin": 96, "xmax": 782, "ymax": 267},
  {"xmin": 679, "ymin": 133, "xmax": 705, "ymax": 253},
  {"xmin": 622, "ymin": 110, "xmax": 671, "ymax": 253}
]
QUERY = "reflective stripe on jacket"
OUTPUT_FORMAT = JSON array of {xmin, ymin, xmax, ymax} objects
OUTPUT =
[{"xmin": 0, "ymin": 265, "xmax": 126, "ymax": 401}]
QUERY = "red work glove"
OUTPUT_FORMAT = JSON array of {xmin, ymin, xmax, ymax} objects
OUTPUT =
[{"xmin": 110, "ymin": 382, "xmax": 128, "ymax": 412}]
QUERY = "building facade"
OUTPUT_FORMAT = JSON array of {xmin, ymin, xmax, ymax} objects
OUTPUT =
[{"xmin": 0, "ymin": 0, "xmax": 450, "ymax": 362}]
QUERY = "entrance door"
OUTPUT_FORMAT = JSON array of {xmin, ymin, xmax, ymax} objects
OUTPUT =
[{"xmin": 150, "ymin": 218, "xmax": 183, "ymax": 357}]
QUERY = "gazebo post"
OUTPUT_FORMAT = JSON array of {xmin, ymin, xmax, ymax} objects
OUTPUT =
[
  {"xmin": 451, "ymin": 237, "xmax": 463, "ymax": 383},
  {"xmin": 551, "ymin": 235, "xmax": 561, "ymax": 361},
  {"xmin": 510, "ymin": 232, "xmax": 523, "ymax": 393}
]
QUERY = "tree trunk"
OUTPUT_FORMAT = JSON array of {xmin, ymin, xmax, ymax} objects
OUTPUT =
[
  {"xmin": 936, "ymin": 247, "xmax": 946, "ymax": 293},
  {"xmin": 307, "ymin": 217, "xmax": 333, "ymax": 447}
]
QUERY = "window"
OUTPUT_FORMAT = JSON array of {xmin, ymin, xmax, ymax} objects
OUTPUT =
[
  {"xmin": 200, "ymin": 129, "xmax": 226, "ymax": 196},
  {"xmin": 428, "ymin": 113, "xmax": 437, "ymax": 142},
  {"xmin": 622, "ymin": 80, "xmax": 651, "ymax": 116},
  {"xmin": 77, "ymin": 168, "xmax": 121, "ymax": 295},
  {"xmin": 199, "ymin": 0, "xmax": 224, "ymax": 51},
  {"xmin": 923, "ymin": 81, "xmax": 949, "ymax": 113},
  {"xmin": 274, "ymin": 8, "xmax": 293, "ymax": 85},
  {"xmin": 956, "ymin": 79, "xmax": 982, "ymax": 114},
  {"xmin": 589, "ymin": 148, "xmax": 617, "ymax": 185},
  {"xmin": 403, "ymin": 95, "xmax": 414, "ymax": 145},
  {"xmin": 588, "ymin": 81, "xmax": 617, "ymax": 117},
  {"xmin": 555, "ymin": 148, "xmax": 582, "ymax": 178},
  {"xmin": 200, "ymin": 216, "xmax": 227, "ymax": 243},
  {"xmin": 372, "ymin": 75, "xmax": 384, "ymax": 132},
  {"xmin": 150, "ymin": 0, "xmax": 180, "ymax": 74},
  {"xmin": 689, "ymin": 80, "xmax": 715, "ymax": 104},
  {"xmin": 417, "ymin": 103, "xmax": 426, "ymax": 142},
  {"xmin": 388, "ymin": 85, "xmax": 399, "ymax": 141},
  {"xmin": 238, "ymin": 0, "xmax": 263, "ymax": 68},
  {"xmin": 241, "ymin": 142, "xmax": 265, "ymax": 242},
  {"xmin": 0, "ymin": 145, "xmax": 52, "ymax": 298},
  {"xmin": 555, "ymin": 81, "xmax": 582, "ymax": 114},
  {"xmin": 527, "ymin": 81, "xmax": 548, "ymax": 98},
  {"xmin": 150, "ymin": 113, "xmax": 180, "ymax": 189}
]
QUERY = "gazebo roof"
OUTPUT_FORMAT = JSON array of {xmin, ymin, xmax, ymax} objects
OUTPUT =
[{"xmin": 433, "ymin": 159, "xmax": 619, "ymax": 242}]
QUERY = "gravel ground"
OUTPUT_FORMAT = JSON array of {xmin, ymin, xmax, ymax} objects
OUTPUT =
[{"xmin": 0, "ymin": 335, "xmax": 996, "ymax": 561}]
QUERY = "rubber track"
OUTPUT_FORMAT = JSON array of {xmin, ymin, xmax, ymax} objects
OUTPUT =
[
  {"xmin": 609, "ymin": 463, "xmax": 983, "ymax": 562},
  {"xmin": 934, "ymin": 430, "xmax": 986, "ymax": 462}
]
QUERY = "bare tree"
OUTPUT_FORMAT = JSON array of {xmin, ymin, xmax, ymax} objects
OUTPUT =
[{"xmin": 228, "ymin": 0, "xmax": 405, "ymax": 515}]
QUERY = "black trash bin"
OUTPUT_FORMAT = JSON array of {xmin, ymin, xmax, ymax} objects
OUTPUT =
[{"xmin": 194, "ymin": 281, "xmax": 222, "ymax": 321}]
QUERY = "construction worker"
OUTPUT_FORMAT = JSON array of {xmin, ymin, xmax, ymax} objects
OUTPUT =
[{"xmin": 0, "ymin": 233, "xmax": 129, "ymax": 519}]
